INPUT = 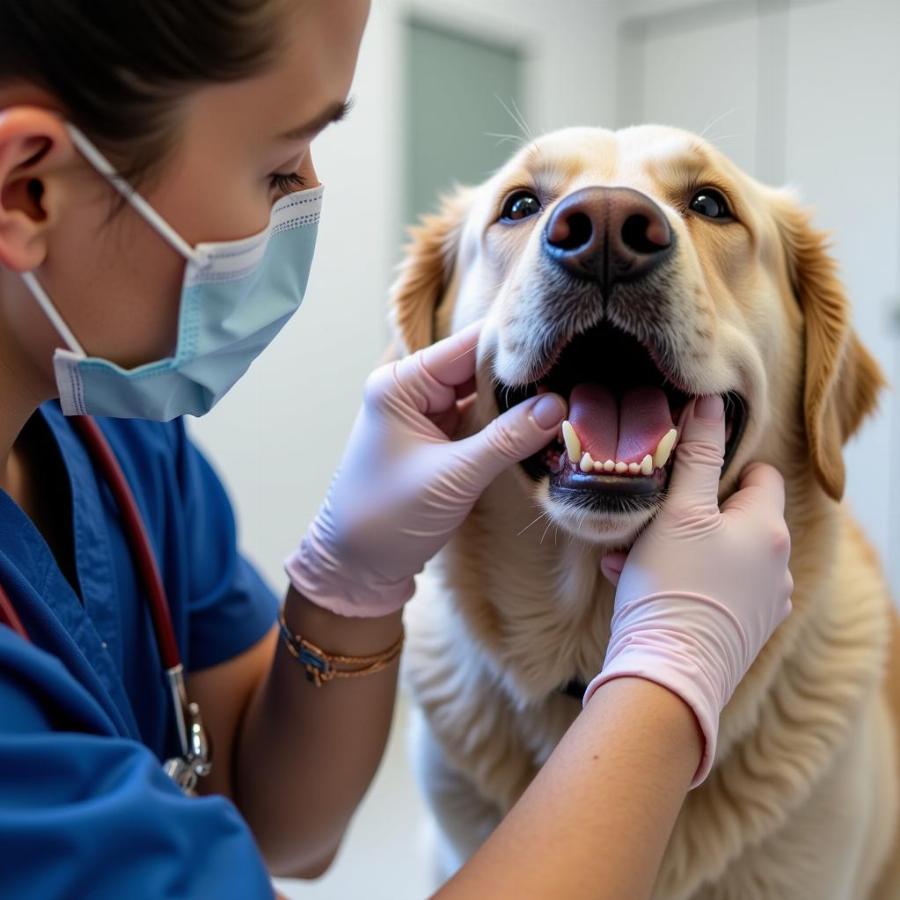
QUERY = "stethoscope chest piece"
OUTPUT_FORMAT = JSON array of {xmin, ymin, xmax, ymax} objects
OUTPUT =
[{"xmin": 163, "ymin": 664, "xmax": 212, "ymax": 796}]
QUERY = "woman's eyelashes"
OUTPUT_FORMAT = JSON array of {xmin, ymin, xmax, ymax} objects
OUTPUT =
[{"xmin": 269, "ymin": 171, "xmax": 307, "ymax": 194}]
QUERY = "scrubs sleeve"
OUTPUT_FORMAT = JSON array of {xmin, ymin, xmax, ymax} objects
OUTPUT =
[
  {"xmin": 172, "ymin": 421, "xmax": 279, "ymax": 672},
  {"xmin": 0, "ymin": 629, "xmax": 274, "ymax": 900}
]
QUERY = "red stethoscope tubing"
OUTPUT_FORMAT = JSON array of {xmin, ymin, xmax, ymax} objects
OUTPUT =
[
  {"xmin": 0, "ymin": 415, "xmax": 182, "ymax": 672},
  {"xmin": 0, "ymin": 578, "xmax": 27, "ymax": 639}
]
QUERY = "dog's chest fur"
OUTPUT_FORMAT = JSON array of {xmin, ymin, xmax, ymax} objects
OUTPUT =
[{"xmin": 404, "ymin": 488, "xmax": 899, "ymax": 899}]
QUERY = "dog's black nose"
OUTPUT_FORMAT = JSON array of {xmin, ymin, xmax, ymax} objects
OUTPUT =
[{"xmin": 544, "ymin": 186, "xmax": 673, "ymax": 286}]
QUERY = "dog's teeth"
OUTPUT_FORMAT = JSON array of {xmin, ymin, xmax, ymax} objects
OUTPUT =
[
  {"xmin": 640, "ymin": 454, "xmax": 653, "ymax": 476},
  {"xmin": 593, "ymin": 460, "xmax": 605, "ymax": 473},
  {"xmin": 603, "ymin": 459, "xmax": 615, "ymax": 472},
  {"xmin": 653, "ymin": 428, "xmax": 678, "ymax": 470},
  {"xmin": 562, "ymin": 421, "xmax": 581, "ymax": 463},
  {"xmin": 628, "ymin": 462, "xmax": 640, "ymax": 475},
  {"xmin": 614, "ymin": 461, "xmax": 628, "ymax": 474},
  {"xmin": 580, "ymin": 452, "xmax": 594, "ymax": 473}
]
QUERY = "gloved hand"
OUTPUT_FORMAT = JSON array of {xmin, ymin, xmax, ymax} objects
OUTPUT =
[
  {"xmin": 585, "ymin": 394, "xmax": 793, "ymax": 788},
  {"xmin": 285, "ymin": 322, "xmax": 567, "ymax": 618}
]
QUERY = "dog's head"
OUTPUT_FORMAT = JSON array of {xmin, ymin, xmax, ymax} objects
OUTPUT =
[{"xmin": 391, "ymin": 125, "xmax": 884, "ymax": 546}]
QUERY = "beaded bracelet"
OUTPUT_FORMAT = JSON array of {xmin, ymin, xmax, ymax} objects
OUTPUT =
[{"xmin": 277, "ymin": 608, "xmax": 404, "ymax": 687}]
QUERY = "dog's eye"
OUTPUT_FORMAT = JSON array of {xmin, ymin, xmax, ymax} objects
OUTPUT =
[
  {"xmin": 500, "ymin": 190, "xmax": 542, "ymax": 222},
  {"xmin": 689, "ymin": 188, "xmax": 732, "ymax": 220}
]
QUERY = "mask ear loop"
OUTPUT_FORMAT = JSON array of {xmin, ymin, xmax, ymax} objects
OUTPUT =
[
  {"xmin": 20, "ymin": 271, "xmax": 86, "ymax": 355},
  {"xmin": 66, "ymin": 124, "xmax": 204, "ymax": 265},
  {"xmin": 19, "ymin": 125, "xmax": 211, "ymax": 353}
]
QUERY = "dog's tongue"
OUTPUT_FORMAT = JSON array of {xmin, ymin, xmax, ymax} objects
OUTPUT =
[{"xmin": 568, "ymin": 385, "xmax": 674, "ymax": 464}]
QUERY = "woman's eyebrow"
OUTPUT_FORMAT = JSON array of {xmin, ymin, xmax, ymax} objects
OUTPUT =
[{"xmin": 279, "ymin": 97, "xmax": 354, "ymax": 140}]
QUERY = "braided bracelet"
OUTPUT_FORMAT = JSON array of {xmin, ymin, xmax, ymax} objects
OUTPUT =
[{"xmin": 277, "ymin": 608, "xmax": 404, "ymax": 687}]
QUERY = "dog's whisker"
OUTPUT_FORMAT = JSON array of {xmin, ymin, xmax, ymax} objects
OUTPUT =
[
  {"xmin": 449, "ymin": 344, "xmax": 479, "ymax": 363},
  {"xmin": 699, "ymin": 107, "xmax": 737, "ymax": 140},
  {"xmin": 539, "ymin": 517, "xmax": 554, "ymax": 545},
  {"xmin": 485, "ymin": 131, "xmax": 526, "ymax": 149},
  {"xmin": 494, "ymin": 93, "xmax": 533, "ymax": 142},
  {"xmin": 509, "ymin": 96, "xmax": 534, "ymax": 141},
  {"xmin": 703, "ymin": 131, "xmax": 740, "ymax": 148},
  {"xmin": 517, "ymin": 511, "xmax": 549, "ymax": 537}
]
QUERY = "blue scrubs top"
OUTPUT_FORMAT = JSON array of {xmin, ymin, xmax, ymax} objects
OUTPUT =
[{"xmin": 0, "ymin": 402, "xmax": 279, "ymax": 898}]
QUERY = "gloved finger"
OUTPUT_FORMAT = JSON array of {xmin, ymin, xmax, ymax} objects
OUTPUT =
[
  {"xmin": 392, "ymin": 321, "xmax": 483, "ymax": 416},
  {"xmin": 721, "ymin": 462, "xmax": 786, "ymax": 518},
  {"xmin": 600, "ymin": 552, "xmax": 627, "ymax": 586},
  {"xmin": 429, "ymin": 393, "xmax": 477, "ymax": 439},
  {"xmin": 454, "ymin": 393, "xmax": 567, "ymax": 488},
  {"xmin": 665, "ymin": 394, "xmax": 726, "ymax": 511}
]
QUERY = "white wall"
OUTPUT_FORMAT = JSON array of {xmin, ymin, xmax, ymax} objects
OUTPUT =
[
  {"xmin": 188, "ymin": 0, "xmax": 617, "ymax": 592},
  {"xmin": 781, "ymin": 0, "xmax": 900, "ymax": 593}
]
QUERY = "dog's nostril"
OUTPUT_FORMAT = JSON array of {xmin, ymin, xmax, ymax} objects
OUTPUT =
[
  {"xmin": 622, "ymin": 214, "xmax": 670, "ymax": 254},
  {"xmin": 549, "ymin": 211, "xmax": 593, "ymax": 251}
]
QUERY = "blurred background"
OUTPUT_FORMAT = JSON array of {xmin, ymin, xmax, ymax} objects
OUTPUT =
[{"xmin": 188, "ymin": 0, "xmax": 900, "ymax": 896}]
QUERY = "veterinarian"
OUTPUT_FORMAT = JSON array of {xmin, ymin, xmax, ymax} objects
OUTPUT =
[{"xmin": 0, "ymin": 2, "xmax": 792, "ymax": 898}]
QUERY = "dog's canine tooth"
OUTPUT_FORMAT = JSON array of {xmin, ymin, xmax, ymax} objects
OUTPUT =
[
  {"xmin": 562, "ymin": 421, "xmax": 581, "ymax": 463},
  {"xmin": 653, "ymin": 428, "xmax": 678, "ymax": 469},
  {"xmin": 640, "ymin": 454, "xmax": 653, "ymax": 476},
  {"xmin": 580, "ymin": 452, "xmax": 594, "ymax": 473},
  {"xmin": 614, "ymin": 461, "xmax": 628, "ymax": 474}
]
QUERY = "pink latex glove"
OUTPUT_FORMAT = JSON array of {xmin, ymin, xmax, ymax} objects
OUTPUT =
[
  {"xmin": 585, "ymin": 394, "xmax": 793, "ymax": 788},
  {"xmin": 285, "ymin": 322, "xmax": 567, "ymax": 618}
]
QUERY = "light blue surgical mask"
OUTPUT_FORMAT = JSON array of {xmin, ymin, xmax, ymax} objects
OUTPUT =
[{"xmin": 21, "ymin": 124, "xmax": 322, "ymax": 421}]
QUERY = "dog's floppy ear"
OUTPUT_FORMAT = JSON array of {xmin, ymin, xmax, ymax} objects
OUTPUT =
[
  {"xmin": 389, "ymin": 188, "xmax": 472, "ymax": 354},
  {"xmin": 772, "ymin": 193, "xmax": 885, "ymax": 501}
]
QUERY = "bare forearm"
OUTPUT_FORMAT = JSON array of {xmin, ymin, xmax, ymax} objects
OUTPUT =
[
  {"xmin": 235, "ymin": 588, "xmax": 403, "ymax": 877},
  {"xmin": 438, "ymin": 677, "xmax": 702, "ymax": 900}
]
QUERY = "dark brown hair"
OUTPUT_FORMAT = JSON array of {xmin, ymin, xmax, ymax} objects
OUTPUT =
[{"xmin": 0, "ymin": 0, "xmax": 286, "ymax": 184}]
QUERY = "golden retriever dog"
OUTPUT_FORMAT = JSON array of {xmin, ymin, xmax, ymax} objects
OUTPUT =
[{"xmin": 392, "ymin": 125, "xmax": 900, "ymax": 899}]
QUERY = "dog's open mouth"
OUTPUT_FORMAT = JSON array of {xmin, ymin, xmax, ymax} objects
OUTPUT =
[{"xmin": 494, "ymin": 322, "xmax": 747, "ymax": 511}]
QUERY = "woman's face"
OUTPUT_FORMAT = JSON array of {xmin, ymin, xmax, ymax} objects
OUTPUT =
[{"xmin": 0, "ymin": 0, "xmax": 369, "ymax": 391}]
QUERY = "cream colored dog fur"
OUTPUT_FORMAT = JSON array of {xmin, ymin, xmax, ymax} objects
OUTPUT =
[{"xmin": 394, "ymin": 125, "xmax": 900, "ymax": 899}]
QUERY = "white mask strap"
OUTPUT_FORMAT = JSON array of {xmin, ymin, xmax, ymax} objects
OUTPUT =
[
  {"xmin": 21, "ymin": 270, "xmax": 86, "ymax": 356},
  {"xmin": 66, "ymin": 124, "xmax": 201, "ymax": 263}
]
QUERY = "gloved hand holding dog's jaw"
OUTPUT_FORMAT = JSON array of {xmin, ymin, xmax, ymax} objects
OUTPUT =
[
  {"xmin": 285, "ymin": 321, "xmax": 568, "ymax": 619},
  {"xmin": 590, "ymin": 394, "xmax": 794, "ymax": 787},
  {"xmin": 286, "ymin": 324, "xmax": 792, "ymax": 787}
]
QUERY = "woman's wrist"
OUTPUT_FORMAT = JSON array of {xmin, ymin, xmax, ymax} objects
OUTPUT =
[{"xmin": 282, "ymin": 586, "xmax": 404, "ymax": 658}]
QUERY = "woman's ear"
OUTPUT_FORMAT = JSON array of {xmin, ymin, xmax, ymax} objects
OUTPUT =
[
  {"xmin": 772, "ymin": 191, "xmax": 885, "ymax": 501},
  {"xmin": 0, "ymin": 107, "xmax": 74, "ymax": 272},
  {"xmin": 389, "ymin": 187, "xmax": 472, "ymax": 354}
]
